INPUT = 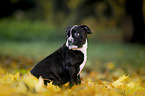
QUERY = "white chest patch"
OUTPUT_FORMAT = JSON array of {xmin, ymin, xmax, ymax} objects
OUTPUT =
[{"xmin": 70, "ymin": 39, "xmax": 88, "ymax": 76}]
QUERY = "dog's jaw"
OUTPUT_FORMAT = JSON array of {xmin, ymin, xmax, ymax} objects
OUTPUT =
[{"xmin": 66, "ymin": 41, "xmax": 78, "ymax": 49}]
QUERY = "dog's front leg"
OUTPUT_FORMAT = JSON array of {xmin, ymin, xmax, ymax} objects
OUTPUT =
[
  {"xmin": 66, "ymin": 66, "xmax": 75, "ymax": 88},
  {"xmin": 76, "ymin": 74, "xmax": 81, "ymax": 85}
]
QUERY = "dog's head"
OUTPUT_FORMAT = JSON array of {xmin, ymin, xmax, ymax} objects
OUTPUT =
[{"xmin": 65, "ymin": 25, "xmax": 92, "ymax": 49}]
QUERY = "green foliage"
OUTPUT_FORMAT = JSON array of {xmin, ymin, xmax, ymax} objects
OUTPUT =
[
  {"xmin": 33, "ymin": 0, "xmax": 125, "ymax": 27},
  {"xmin": 3, "ymin": 0, "xmax": 126, "ymax": 27},
  {"xmin": 0, "ymin": 19, "xmax": 123, "ymax": 42},
  {"xmin": 88, "ymin": 42, "xmax": 145, "ymax": 70},
  {"xmin": 0, "ymin": 41, "xmax": 145, "ymax": 71},
  {"xmin": 0, "ymin": 19, "xmax": 65, "ymax": 42}
]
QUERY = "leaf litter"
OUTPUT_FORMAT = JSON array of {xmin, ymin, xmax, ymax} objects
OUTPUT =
[{"xmin": 0, "ymin": 56, "xmax": 145, "ymax": 96}]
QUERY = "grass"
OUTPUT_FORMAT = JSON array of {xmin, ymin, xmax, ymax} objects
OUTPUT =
[
  {"xmin": 0, "ymin": 41, "xmax": 145, "ymax": 72},
  {"xmin": 0, "ymin": 19, "xmax": 145, "ymax": 95},
  {"xmin": 88, "ymin": 42, "xmax": 145, "ymax": 65},
  {"xmin": 0, "ymin": 41, "xmax": 62, "ymax": 59},
  {"xmin": 0, "ymin": 41, "xmax": 145, "ymax": 95},
  {"xmin": 0, "ymin": 19, "xmax": 65, "ymax": 42}
]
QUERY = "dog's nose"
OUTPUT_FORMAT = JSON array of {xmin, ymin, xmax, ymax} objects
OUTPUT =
[
  {"xmin": 68, "ymin": 37, "xmax": 73, "ymax": 45},
  {"xmin": 68, "ymin": 38, "xmax": 73, "ymax": 42}
]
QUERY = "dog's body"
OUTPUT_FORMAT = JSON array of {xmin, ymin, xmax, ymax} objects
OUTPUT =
[{"xmin": 30, "ymin": 25, "xmax": 92, "ymax": 88}]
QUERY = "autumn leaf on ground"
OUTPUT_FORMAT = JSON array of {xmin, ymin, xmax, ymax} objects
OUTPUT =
[
  {"xmin": 111, "ymin": 74, "xmax": 128, "ymax": 88},
  {"xmin": 0, "ymin": 67, "xmax": 6, "ymax": 77},
  {"xmin": 106, "ymin": 62, "xmax": 115, "ymax": 70},
  {"xmin": 23, "ymin": 72, "xmax": 47, "ymax": 93},
  {"xmin": 46, "ymin": 82, "xmax": 61, "ymax": 93},
  {"xmin": 111, "ymin": 74, "xmax": 145, "ymax": 95},
  {"xmin": 0, "ymin": 65, "xmax": 145, "ymax": 96},
  {"xmin": 125, "ymin": 82, "xmax": 144, "ymax": 95}
]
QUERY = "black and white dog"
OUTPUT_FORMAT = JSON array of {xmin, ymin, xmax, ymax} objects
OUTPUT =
[{"xmin": 30, "ymin": 25, "xmax": 92, "ymax": 88}]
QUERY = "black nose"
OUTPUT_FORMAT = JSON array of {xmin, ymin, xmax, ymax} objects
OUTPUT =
[
  {"xmin": 68, "ymin": 39, "xmax": 72, "ymax": 44},
  {"xmin": 68, "ymin": 38, "xmax": 73, "ymax": 42}
]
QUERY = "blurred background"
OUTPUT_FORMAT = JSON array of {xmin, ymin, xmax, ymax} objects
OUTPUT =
[{"xmin": 0, "ymin": 0, "xmax": 145, "ymax": 75}]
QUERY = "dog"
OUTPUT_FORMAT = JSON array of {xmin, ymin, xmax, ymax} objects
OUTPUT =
[{"xmin": 30, "ymin": 25, "xmax": 92, "ymax": 88}]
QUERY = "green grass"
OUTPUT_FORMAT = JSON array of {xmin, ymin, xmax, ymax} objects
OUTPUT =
[
  {"xmin": 88, "ymin": 42, "xmax": 145, "ymax": 69},
  {"xmin": 0, "ymin": 41, "xmax": 145, "ymax": 71},
  {"xmin": 0, "ymin": 19, "xmax": 65, "ymax": 42},
  {"xmin": 0, "ymin": 41, "xmax": 62, "ymax": 59},
  {"xmin": 0, "ymin": 19, "xmax": 123, "ymax": 42}
]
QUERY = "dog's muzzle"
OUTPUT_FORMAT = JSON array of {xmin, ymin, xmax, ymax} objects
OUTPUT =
[
  {"xmin": 66, "ymin": 37, "xmax": 78, "ymax": 49},
  {"xmin": 67, "ymin": 37, "xmax": 74, "ymax": 46}
]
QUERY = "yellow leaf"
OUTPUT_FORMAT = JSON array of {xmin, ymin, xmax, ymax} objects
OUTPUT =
[
  {"xmin": 35, "ymin": 76, "xmax": 46, "ymax": 92},
  {"xmin": 0, "ymin": 67, "xmax": 6, "ymax": 76},
  {"xmin": 87, "ymin": 82, "xmax": 94, "ymax": 87},
  {"xmin": 127, "ymin": 82, "xmax": 135, "ymax": 88},
  {"xmin": 112, "ymin": 74, "xmax": 128, "ymax": 88},
  {"xmin": 125, "ymin": 82, "xmax": 144, "ymax": 95},
  {"xmin": 47, "ymin": 82, "xmax": 61, "ymax": 93},
  {"xmin": 106, "ymin": 62, "xmax": 115, "ymax": 70},
  {"xmin": 23, "ymin": 73, "xmax": 38, "ymax": 92},
  {"xmin": 0, "ymin": 84, "xmax": 16, "ymax": 95},
  {"xmin": 15, "ymin": 82, "xmax": 27, "ymax": 94},
  {"xmin": 13, "ymin": 72, "xmax": 20, "ymax": 81}
]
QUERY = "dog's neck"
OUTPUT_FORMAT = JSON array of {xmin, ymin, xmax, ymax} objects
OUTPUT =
[
  {"xmin": 67, "ymin": 39, "xmax": 88, "ymax": 76},
  {"xmin": 69, "ymin": 39, "xmax": 87, "ymax": 54}
]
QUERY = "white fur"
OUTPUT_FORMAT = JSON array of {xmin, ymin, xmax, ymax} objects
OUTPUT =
[
  {"xmin": 70, "ymin": 39, "xmax": 87, "ymax": 76},
  {"xmin": 65, "ymin": 25, "xmax": 87, "ymax": 75},
  {"xmin": 70, "ymin": 25, "xmax": 78, "ymax": 35},
  {"xmin": 66, "ymin": 25, "xmax": 78, "ymax": 49}
]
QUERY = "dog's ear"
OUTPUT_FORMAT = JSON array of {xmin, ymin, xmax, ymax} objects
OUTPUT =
[
  {"xmin": 66, "ymin": 26, "xmax": 72, "ymax": 32},
  {"xmin": 80, "ymin": 25, "xmax": 92, "ymax": 34}
]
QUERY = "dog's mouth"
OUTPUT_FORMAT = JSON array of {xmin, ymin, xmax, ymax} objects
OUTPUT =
[
  {"xmin": 66, "ymin": 43, "xmax": 83, "ymax": 50},
  {"xmin": 67, "ymin": 45, "xmax": 78, "ymax": 49},
  {"xmin": 66, "ymin": 38, "xmax": 83, "ymax": 49}
]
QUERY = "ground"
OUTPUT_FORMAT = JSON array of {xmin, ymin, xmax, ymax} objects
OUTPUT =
[{"xmin": 0, "ymin": 41, "xmax": 145, "ymax": 95}]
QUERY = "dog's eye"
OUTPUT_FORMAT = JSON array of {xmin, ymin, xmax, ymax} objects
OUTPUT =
[{"xmin": 74, "ymin": 33, "xmax": 80, "ymax": 36}]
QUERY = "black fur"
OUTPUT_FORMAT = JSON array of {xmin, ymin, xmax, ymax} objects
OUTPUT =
[
  {"xmin": 65, "ymin": 25, "xmax": 89, "ymax": 48},
  {"xmin": 30, "ymin": 44, "xmax": 83, "ymax": 88},
  {"xmin": 30, "ymin": 25, "xmax": 92, "ymax": 88}
]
